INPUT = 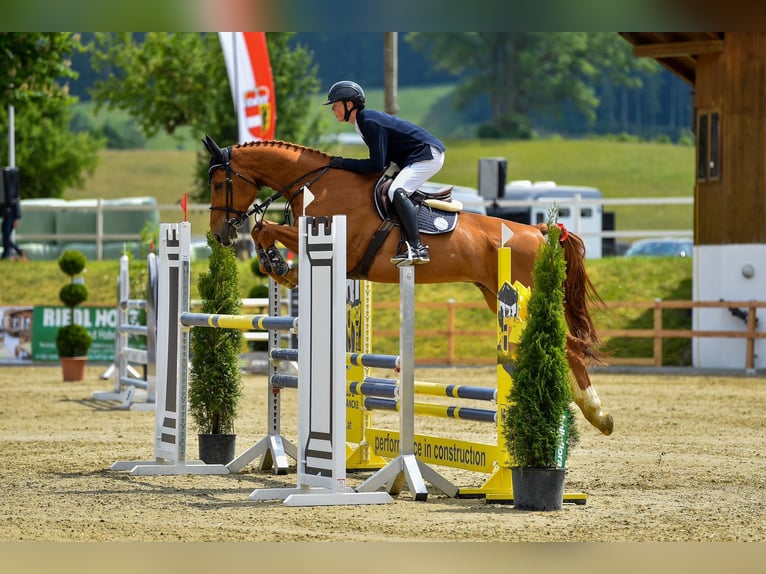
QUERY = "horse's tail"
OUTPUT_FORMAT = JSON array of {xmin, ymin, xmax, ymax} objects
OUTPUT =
[
  {"xmin": 538, "ymin": 223, "xmax": 605, "ymax": 364},
  {"xmin": 561, "ymin": 232, "xmax": 606, "ymax": 363}
]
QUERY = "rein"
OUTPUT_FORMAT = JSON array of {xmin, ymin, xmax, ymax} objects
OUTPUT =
[{"xmin": 208, "ymin": 145, "xmax": 331, "ymax": 228}]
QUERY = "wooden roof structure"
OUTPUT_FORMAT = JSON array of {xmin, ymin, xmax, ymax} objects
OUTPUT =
[
  {"xmin": 619, "ymin": 32, "xmax": 766, "ymax": 247},
  {"xmin": 619, "ymin": 32, "xmax": 724, "ymax": 85}
]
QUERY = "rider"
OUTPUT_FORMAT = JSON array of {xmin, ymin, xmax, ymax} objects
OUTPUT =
[{"xmin": 324, "ymin": 80, "xmax": 446, "ymax": 266}]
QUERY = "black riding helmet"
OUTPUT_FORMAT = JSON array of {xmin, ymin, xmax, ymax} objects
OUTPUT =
[{"xmin": 324, "ymin": 80, "xmax": 365, "ymax": 121}]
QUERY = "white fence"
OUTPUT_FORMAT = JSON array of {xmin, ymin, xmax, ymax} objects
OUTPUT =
[{"xmin": 16, "ymin": 197, "xmax": 694, "ymax": 260}]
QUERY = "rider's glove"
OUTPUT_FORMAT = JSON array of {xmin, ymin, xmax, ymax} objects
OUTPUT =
[{"xmin": 329, "ymin": 156, "xmax": 344, "ymax": 169}]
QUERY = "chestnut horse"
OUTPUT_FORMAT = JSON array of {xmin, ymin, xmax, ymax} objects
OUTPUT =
[{"xmin": 204, "ymin": 136, "xmax": 613, "ymax": 436}]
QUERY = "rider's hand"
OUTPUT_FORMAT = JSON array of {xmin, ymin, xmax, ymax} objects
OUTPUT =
[{"xmin": 329, "ymin": 156, "xmax": 344, "ymax": 169}]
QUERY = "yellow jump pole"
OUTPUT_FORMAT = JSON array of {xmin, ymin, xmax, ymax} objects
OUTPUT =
[
  {"xmin": 345, "ymin": 279, "xmax": 389, "ymax": 470},
  {"xmin": 460, "ymin": 225, "xmax": 519, "ymax": 500}
]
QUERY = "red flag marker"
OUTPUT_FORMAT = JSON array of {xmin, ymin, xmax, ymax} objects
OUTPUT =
[{"xmin": 180, "ymin": 193, "xmax": 188, "ymax": 222}]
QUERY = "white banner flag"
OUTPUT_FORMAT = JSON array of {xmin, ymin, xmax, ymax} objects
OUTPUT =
[{"xmin": 219, "ymin": 32, "xmax": 277, "ymax": 143}]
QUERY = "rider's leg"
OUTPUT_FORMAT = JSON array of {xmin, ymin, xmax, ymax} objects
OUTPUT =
[
  {"xmin": 387, "ymin": 149, "xmax": 445, "ymax": 203},
  {"xmin": 390, "ymin": 188, "xmax": 430, "ymax": 265},
  {"xmin": 387, "ymin": 149, "xmax": 445, "ymax": 266}
]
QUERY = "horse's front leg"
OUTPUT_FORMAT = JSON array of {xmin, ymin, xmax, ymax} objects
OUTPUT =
[{"xmin": 252, "ymin": 221, "xmax": 299, "ymax": 289}]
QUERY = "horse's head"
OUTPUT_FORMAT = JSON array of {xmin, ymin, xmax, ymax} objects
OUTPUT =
[{"xmin": 203, "ymin": 134, "xmax": 261, "ymax": 246}]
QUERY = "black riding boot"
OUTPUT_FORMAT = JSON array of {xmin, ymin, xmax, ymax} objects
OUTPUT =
[{"xmin": 390, "ymin": 188, "xmax": 429, "ymax": 266}]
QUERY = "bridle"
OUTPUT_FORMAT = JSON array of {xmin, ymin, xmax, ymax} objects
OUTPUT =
[{"xmin": 208, "ymin": 145, "xmax": 332, "ymax": 228}]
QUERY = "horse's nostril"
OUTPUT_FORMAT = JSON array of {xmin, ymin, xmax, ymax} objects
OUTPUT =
[{"xmin": 214, "ymin": 233, "xmax": 229, "ymax": 246}]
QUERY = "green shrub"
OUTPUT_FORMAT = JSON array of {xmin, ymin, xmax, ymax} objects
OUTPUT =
[
  {"xmin": 503, "ymin": 214, "xmax": 579, "ymax": 468},
  {"xmin": 57, "ymin": 249, "xmax": 91, "ymax": 358},
  {"xmin": 56, "ymin": 324, "xmax": 93, "ymax": 357},
  {"xmin": 189, "ymin": 232, "xmax": 243, "ymax": 435},
  {"xmin": 58, "ymin": 283, "xmax": 88, "ymax": 308},
  {"xmin": 58, "ymin": 250, "xmax": 87, "ymax": 276},
  {"xmin": 250, "ymin": 257, "xmax": 267, "ymax": 278},
  {"xmin": 248, "ymin": 284, "xmax": 269, "ymax": 299}
]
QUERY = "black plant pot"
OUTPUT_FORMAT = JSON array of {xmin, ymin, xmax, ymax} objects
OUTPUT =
[
  {"xmin": 198, "ymin": 434, "xmax": 236, "ymax": 465},
  {"xmin": 511, "ymin": 467, "xmax": 566, "ymax": 511}
]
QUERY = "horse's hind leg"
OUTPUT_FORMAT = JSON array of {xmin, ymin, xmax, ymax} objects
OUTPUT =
[
  {"xmin": 478, "ymin": 281, "xmax": 614, "ymax": 435},
  {"xmin": 567, "ymin": 335, "xmax": 614, "ymax": 435}
]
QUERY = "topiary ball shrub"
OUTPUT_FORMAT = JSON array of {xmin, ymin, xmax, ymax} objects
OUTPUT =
[
  {"xmin": 250, "ymin": 257, "xmax": 268, "ymax": 278},
  {"xmin": 56, "ymin": 324, "xmax": 93, "ymax": 358},
  {"xmin": 59, "ymin": 283, "xmax": 88, "ymax": 308},
  {"xmin": 56, "ymin": 249, "xmax": 91, "ymax": 359},
  {"xmin": 58, "ymin": 250, "xmax": 87, "ymax": 277}
]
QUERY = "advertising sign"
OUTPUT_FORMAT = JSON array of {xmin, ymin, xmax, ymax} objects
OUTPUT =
[{"xmin": 31, "ymin": 306, "xmax": 119, "ymax": 362}]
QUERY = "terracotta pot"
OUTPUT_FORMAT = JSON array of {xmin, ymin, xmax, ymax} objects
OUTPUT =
[{"xmin": 61, "ymin": 356, "xmax": 88, "ymax": 382}]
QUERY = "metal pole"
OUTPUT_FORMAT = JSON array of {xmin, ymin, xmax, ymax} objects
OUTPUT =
[
  {"xmin": 8, "ymin": 103, "xmax": 14, "ymax": 167},
  {"xmin": 384, "ymin": 32, "xmax": 399, "ymax": 115}
]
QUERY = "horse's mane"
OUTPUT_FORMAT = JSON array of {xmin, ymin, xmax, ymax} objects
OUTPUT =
[{"xmin": 234, "ymin": 140, "xmax": 333, "ymax": 160}]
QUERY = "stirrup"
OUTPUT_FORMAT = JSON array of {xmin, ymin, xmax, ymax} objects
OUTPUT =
[
  {"xmin": 412, "ymin": 246, "xmax": 430, "ymax": 265},
  {"xmin": 390, "ymin": 242, "xmax": 429, "ymax": 267}
]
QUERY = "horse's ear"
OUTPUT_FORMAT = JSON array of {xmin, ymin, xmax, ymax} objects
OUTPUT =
[{"xmin": 202, "ymin": 134, "xmax": 222, "ymax": 160}]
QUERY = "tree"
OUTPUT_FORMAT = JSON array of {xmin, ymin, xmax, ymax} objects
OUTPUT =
[
  {"xmin": 188, "ymin": 232, "xmax": 242, "ymax": 436},
  {"xmin": 503, "ymin": 214, "xmax": 579, "ymax": 469},
  {"xmin": 407, "ymin": 32, "xmax": 658, "ymax": 139},
  {"xmin": 0, "ymin": 33, "xmax": 101, "ymax": 199},
  {"xmin": 88, "ymin": 32, "xmax": 323, "ymax": 200}
]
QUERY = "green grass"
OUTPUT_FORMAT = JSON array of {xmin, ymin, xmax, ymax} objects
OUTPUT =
[
  {"xmin": 365, "ymin": 256, "xmax": 692, "ymax": 366},
  {"xmin": 0, "ymin": 255, "xmax": 692, "ymax": 365}
]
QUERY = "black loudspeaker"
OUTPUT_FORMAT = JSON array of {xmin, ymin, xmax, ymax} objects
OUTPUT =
[
  {"xmin": 478, "ymin": 158, "xmax": 507, "ymax": 200},
  {"xmin": 1, "ymin": 167, "xmax": 20, "ymax": 207}
]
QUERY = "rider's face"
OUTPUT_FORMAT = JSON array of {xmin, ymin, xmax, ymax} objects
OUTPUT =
[{"xmin": 331, "ymin": 101, "xmax": 348, "ymax": 123}]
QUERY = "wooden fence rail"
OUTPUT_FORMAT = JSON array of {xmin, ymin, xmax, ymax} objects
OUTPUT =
[{"xmin": 372, "ymin": 299, "xmax": 766, "ymax": 370}]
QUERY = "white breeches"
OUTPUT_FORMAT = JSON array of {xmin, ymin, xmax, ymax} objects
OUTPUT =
[{"xmin": 388, "ymin": 147, "xmax": 445, "ymax": 201}]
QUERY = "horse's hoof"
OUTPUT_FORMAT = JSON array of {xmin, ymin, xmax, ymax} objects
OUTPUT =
[
  {"xmin": 284, "ymin": 268, "xmax": 299, "ymax": 289},
  {"xmin": 598, "ymin": 413, "xmax": 614, "ymax": 436}
]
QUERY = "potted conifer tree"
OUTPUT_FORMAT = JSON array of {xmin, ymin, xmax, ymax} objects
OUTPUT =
[
  {"xmin": 56, "ymin": 249, "xmax": 93, "ymax": 382},
  {"xmin": 502, "ymin": 211, "xmax": 579, "ymax": 511},
  {"xmin": 188, "ymin": 232, "xmax": 243, "ymax": 464}
]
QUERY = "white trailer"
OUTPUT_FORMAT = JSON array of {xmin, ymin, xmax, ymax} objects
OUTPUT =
[{"xmin": 478, "ymin": 158, "xmax": 606, "ymax": 259}]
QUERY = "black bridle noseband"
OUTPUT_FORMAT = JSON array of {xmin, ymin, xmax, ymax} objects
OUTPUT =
[{"xmin": 208, "ymin": 145, "xmax": 332, "ymax": 229}]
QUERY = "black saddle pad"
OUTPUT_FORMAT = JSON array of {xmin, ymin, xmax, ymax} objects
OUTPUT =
[
  {"xmin": 416, "ymin": 204, "xmax": 458, "ymax": 235},
  {"xmin": 372, "ymin": 174, "xmax": 459, "ymax": 235}
]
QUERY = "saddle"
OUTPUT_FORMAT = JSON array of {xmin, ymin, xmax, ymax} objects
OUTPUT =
[
  {"xmin": 373, "ymin": 168, "xmax": 461, "ymax": 235},
  {"xmin": 348, "ymin": 167, "xmax": 462, "ymax": 279}
]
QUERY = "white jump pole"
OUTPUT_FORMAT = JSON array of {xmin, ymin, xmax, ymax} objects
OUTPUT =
[
  {"xmin": 355, "ymin": 265, "xmax": 459, "ymax": 501},
  {"xmin": 250, "ymin": 215, "xmax": 392, "ymax": 506},
  {"xmin": 111, "ymin": 222, "xmax": 228, "ymax": 475},
  {"xmin": 226, "ymin": 275, "xmax": 298, "ymax": 474},
  {"xmin": 93, "ymin": 252, "xmax": 158, "ymax": 410}
]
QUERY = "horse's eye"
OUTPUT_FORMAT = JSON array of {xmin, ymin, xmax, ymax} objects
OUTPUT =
[{"xmin": 213, "ymin": 182, "xmax": 223, "ymax": 191}]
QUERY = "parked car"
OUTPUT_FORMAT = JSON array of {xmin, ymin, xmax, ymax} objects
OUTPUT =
[{"xmin": 624, "ymin": 238, "xmax": 694, "ymax": 258}]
